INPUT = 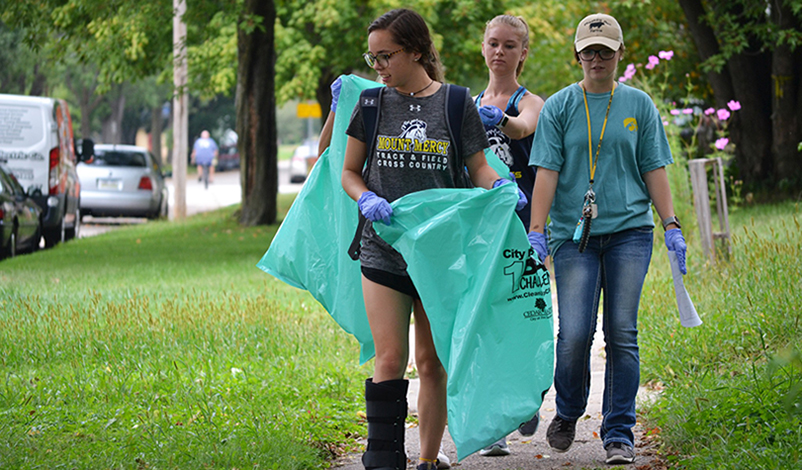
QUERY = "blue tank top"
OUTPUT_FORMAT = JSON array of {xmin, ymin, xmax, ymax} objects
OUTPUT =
[{"xmin": 475, "ymin": 86, "xmax": 536, "ymax": 229}]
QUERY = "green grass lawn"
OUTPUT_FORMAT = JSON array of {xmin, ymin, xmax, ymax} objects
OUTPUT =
[
  {"xmin": 0, "ymin": 196, "xmax": 370, "ymax": 469},
  {"xmin": 639, "ymin": 200, "xmax": 802, "ymax": 469},
  {"xmin": 1, "ymin": 191, "xmax": 800, "ymax": 469}
]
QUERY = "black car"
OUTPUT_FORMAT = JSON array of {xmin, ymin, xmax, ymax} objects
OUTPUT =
[{"xmin": 0, "ymin": 165, "xmax": 42, "ymax": 259}]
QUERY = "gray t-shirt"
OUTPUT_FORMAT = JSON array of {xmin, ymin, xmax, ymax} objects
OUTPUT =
[{"xmin": 347, "ymin": 85, "xmax": 489, "ymax": 275}]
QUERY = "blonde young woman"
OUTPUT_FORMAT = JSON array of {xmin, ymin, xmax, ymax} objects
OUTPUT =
[
  {"xmin": 472, "ymin": 14, "xmax": 546, "ymax": 457},
  {"xmin": 341, "ymin": 8, "xmax": 527, "ymax": 470},
  {"xmin": 528, "ymin": 13, "xmax": 688, "ymax": 465}
]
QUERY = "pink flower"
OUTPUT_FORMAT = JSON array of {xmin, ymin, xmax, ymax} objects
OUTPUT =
[
  {"xmin": 683, "ymin": 108, "xmax": 694, "ymax": 114},
  {"xmin": 645, "ymin": 55, "xmax": 660, "ymax": 70},
  {"xmin": 658, "ymin": 50, "xmax": 674, "ymax": 60},
  {"xmin": 624, "ymin": 63, "xmax": 636, "ymax": 79},
  {"xmin": 704, "ymin": 107, "xmax": 715, "ymax": 115},
  {"xmin": 662, "ymin": 120, "xmax": 669, "ymax": 126},
  {"xmin": 715, "ymin": 137, "xmax": 729, "ymax": 150},
  {"xmin": 670, "ymin": 109, "xmax": 681, "ymax": 116},
  {"xmin": 717, "ymin": 108, "xmax": 731, "ymax": 121},
  {"xmin": 727, "ymin": 100, "xmax": 741, "ymax": 111}
]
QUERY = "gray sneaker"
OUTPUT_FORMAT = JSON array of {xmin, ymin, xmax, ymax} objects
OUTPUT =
[
  {"xmin": 605, "ymin": 442, "xmax": 635, "ymax": 464},
  {"xmin": 518, "ymin": 413, "xmax": 540, "ymax": 437},
  {"xmin": 546, "ymin": 416, "xmax": 577, "ymax": 452},
  {"xmin": 479, "ymin": 437, "xmax": 510, "ymax": 456}
]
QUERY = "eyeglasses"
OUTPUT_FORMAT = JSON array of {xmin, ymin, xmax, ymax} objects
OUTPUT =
[
  {"xmin": 578, "ymin": 48, "xmax": 616, "ymax": 61},
  {"xmin": 363, "ymin": 48, "xmax": 405, "ymax": 68}
]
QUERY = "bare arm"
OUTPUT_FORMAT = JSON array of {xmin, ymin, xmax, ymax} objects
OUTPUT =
[
  {"xmin": 500, "ymin": 93, "xmax": 545, "ymax": 141},
  {"xmin": 318, "ymin": 111, "xmax": 336, "ymax": 157},
  {"xmin": 341, "ymin": 136, "xmax": 369, "ymax": 202},
  {"xmin": 465, "ymin": 150, "xmax": 501, "ymax": 189},
  {"xmin": 643, "ymin": 167, "xmax": 679, "ymax": 230},
  {"xmin": 528, "ymin": 167, "xmax": 559, "ymax": 233}
]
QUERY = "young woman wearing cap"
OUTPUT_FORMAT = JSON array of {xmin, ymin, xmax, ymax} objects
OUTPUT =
[
  {"xmin": 341, "ymin": 8, "xmax": 527, "ymax": 470},
  {"xmin": 472, "ymin": 14, "xmax": 545, "ymax": 457},
  {"xmin": 527, "ymin": 13, "xmax": 688, "ymax": 465}
]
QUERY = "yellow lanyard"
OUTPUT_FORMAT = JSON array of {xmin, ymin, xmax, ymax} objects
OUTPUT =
[{"xmin": 581, "ymin": 83, "xmax": 615, "ymax": 186}]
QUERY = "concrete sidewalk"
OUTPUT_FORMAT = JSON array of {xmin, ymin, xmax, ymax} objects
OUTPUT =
[{"xmin": 332, "ymin": 290, "xmax": 662, "ymax": 470}]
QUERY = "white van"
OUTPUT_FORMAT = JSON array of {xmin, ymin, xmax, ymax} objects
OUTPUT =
[{"xmin": 0, "ymin": 94, "xmax": 93, "ymax": 247}]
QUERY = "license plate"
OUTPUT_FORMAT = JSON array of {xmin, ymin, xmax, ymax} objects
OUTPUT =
[{"xmin": 97, "ymin": 178, "xmax": 122, "ymax": 190}]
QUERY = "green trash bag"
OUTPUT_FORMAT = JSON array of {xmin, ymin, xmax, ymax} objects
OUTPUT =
[
  {"xmin": 257, "ymin": 74, "xmax": 551, "ymax": 458},
  {"xmin": 374, "ymin": 184, "xmax": 554, "ymax": 460},
  {"xmin": 257, "ymin": 74, "xmax": 509, "ymax": 363},
  {"xmin": 257, "ymin": 74, "xmax": 380, "ymax": 363}
]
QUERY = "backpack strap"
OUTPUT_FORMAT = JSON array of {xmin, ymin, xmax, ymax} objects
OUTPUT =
[
  {"xmin": 348, "ymin": 87, "xmax": 383, "ymax": 261},
  {"xmin": 444, "ymin": 84, "xmax": 467, "ymax": 160}
]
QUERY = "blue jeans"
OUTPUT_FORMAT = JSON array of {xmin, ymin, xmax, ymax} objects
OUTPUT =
[{"xmin": 552, "ymin": 227, "xmax": 653, "ymax": 447}]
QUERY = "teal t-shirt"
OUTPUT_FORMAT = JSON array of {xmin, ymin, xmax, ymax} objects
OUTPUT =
[{"xmin": 530, "ymin": 82, "xmax": 673, "ymax": 250}]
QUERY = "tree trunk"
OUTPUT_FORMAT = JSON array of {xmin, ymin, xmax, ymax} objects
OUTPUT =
[
  {"xmin": 770, "ymin": 1, "xmax": 802, "ymax": 184},
  {"xmin": 28, "ymin": 64, "xmax": 47, "ymax": 96},
  {"xmin": 727, "ymin": 51, "xmax": 773, "ymax": 182},
  {"xmin": 151, "ymin": 106, "xmax": 164, "ymax": 165},
  {"xmin": 317, "ymin": 70, "xmax": 336, "ymax": 128},
  {"xmin": 101, "ymin": 85, "xmax": 126, "ymax": 145},
  {"xmin": 676, "ymin": 0, "xmax": 735, "ymax": 108},
  {"xmin": 678, "ymin": 0, "xmax": 775, "ymax": 186},
  {"xmin": 236, "ymin": 0, "xmax": 277, "ymax": 226}
]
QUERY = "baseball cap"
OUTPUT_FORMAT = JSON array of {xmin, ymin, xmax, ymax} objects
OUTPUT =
[{"xmin": 574, "ymin": 14, "xmax": 624, "ymax": 52}]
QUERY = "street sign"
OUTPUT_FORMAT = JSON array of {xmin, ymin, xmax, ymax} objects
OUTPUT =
[{"xmin": 296, "ymin": 102, "xmax": 322, "ymax": 119}]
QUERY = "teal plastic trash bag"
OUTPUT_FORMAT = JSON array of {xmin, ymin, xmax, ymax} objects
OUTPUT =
[
  {"xmin": 375, "ymin": 184, "xmax": 554, "ymax": 460},
  {"xmin": 257, "ymin": 74, "xmax": 511, "ymax": 364},
  {"xmin": 257, "ymin": 74, "xmax": 381, "ymax": 363}
]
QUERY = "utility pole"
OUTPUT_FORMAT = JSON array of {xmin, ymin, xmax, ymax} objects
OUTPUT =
[{"xmin": 172, "ymin": 0, "xmax": 188, "ymax": 220}]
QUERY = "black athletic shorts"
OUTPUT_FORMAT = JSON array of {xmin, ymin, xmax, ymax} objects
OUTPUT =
[{"xmin": 361, "ymin": 266, "xmax": 420, "ymax": 300}]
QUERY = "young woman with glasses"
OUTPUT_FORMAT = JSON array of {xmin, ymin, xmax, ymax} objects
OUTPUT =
[
  {"xmin": 471, "ymin": 14, "xmax": 546, "ymax": 457},
  {"xmin": 527, "ymin": 13, "xmax": 688, "ymax": 465},
  {"xmin": 341, "ymin": 8, "xmax": 526, "ymax": 470}
]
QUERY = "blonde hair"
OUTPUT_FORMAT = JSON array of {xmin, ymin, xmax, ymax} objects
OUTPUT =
[{"xmin": 484, "ymin": 15, "xmax": 530, "ymax": 77}]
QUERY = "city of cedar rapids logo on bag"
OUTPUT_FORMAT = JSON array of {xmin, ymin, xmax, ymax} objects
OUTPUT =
[{"xmin": 502, "ymin": 247, "xmax": 552, "ymax": 321}]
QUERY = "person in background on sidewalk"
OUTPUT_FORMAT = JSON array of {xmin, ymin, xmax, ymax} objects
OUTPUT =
[
  {"xmin": 191, "ymin": 130, "xmax": 218, "ymax": 184},
  {"xmin": 341, "ymin": 9, "xmax": 526, "ymax": 470},
  {"xmin": 527, "ymin": 13, "xmax": 688, "ymax": 465},
  {"xmin": 472, "ymin": 14, "xmax": 546, "ymax": 458}
]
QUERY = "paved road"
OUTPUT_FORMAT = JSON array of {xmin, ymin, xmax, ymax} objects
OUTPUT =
[
  {"xmin": 80, "ymin": 161, "xmax": 302, "ymax": 238},
  {"xmin": 333, "ymin": 294, "xmax": 662, "ymax": 470}
]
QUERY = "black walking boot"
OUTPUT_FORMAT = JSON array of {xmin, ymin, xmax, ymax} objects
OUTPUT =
[{"xmin": 362, "ymin": 378, "xmax": 409, "ymax": 470}]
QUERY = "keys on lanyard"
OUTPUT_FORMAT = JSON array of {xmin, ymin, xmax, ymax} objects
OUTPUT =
[{"xmin": 583, "ymin": 188, "xmax": 598, "ymax": 219}]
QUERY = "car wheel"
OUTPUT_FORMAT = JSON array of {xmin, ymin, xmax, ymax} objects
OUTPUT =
[
  {"xmin": 44, "ymin": 217, "xmax": 65, "ymax": 248},
  {"xmin": 30, "ymin": 225, "xmax": 41, "ymax": 253},
  {"xmin": 8, "ymin": 228, "xmax": 17, "ymax": 258},
  {"xmin": 66, "ymin": 209, "xmax": 80, "ymax": 240}
]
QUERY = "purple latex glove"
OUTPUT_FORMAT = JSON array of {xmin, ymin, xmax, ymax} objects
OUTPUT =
[
  {"xmin": 493, "ymin": 178, "xmax": 528, "ymax": 211},
  {"xmin": 358, "ymin": 191, "xmax": 393, "ymax": 225},
  {"xmin": 527, "ymin": 231, "xmax": 548, "ymax": 264},
  {"xmin": 665, "ymin": 228, "xmax": 687, "ymax": 275},
  {"xmin": 330, "ymin": 76, "xmax": 343, "ymax": 112},
  {"xmin": 478, "ymin": 105, "xmax": 504, "ymax": 127}
]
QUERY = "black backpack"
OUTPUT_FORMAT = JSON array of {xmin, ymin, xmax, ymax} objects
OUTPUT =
[{"xmin": 347, "ymin": 84, "xmax": 470, "ymax": 260}]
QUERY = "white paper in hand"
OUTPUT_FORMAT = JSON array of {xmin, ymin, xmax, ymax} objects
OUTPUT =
[{"xmin": 668, "ymin": 251, "xmax": 702, "ymax": 328}]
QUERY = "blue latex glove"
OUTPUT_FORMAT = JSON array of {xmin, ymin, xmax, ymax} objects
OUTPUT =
[
  {"xmin": 527, "ymin": 231, "xmax": 548, "ymax": 264},
  {"xmin": 330, "ymin": 76, "xmax": 343, "ymax": 112},
  {"xmin": 493, "ymin": 178, "xmax": 528, "ymax": 211},
  {"xmin": 665, "ymin": 228, "xmax": 687, "ymax": 275},
  {"xmin": 478, "ymin": 105, "xmax": 504, "ymax": 127},
  {"xmin": 358, "ymin": 191, "xmax": 393, "ymax": 225}
]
